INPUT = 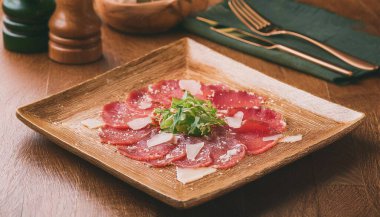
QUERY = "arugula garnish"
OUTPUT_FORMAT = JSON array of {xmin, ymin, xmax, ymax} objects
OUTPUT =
[{"xmin": 154, "ymin": 91, "xmax": 225, "ymax": 136}]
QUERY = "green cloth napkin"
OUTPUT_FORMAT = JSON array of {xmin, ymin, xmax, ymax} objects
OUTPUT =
[{"xmin": 182, "ymin": 0, "xmax": 380, "ymax": 84}]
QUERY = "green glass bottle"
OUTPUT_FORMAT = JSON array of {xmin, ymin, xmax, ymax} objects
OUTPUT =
[{"xmin": 3, "ymin": 0, "xmax": 55, "ymax": 53}]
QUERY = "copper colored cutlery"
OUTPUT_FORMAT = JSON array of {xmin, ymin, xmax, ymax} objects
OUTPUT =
[
  {"xmin": 196, "ymin": 17, "xmax": 353, "ymax": 76},
  {"xmin": 228, "ymin": 0, "xmax": 379, "ymax": 71}
]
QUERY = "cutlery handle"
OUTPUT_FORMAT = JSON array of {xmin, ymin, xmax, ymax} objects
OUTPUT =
[
  {"xmin": 276, "ymin": 45, "xmax": 353, "ymax": 77},
  {"xmin": 279, "ymin": 30, "xmax": 378, "ymax": 71}
]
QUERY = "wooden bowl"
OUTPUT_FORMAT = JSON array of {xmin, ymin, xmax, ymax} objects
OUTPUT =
[{"xmin": 94, "ymin": 0, "xmax": 208, "ymax": 34}]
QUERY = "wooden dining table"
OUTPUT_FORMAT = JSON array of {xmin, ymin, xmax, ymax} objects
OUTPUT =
[{"xmin": 1, "ymin": 0, "xmax": 379, "ymax": 216}]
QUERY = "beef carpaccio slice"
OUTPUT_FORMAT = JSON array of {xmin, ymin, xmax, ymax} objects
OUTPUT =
[
  {"xmin": 148, "ymin": 80, "xmax": 184, "ymax": 107},
  {"xmin": 207, "ymin": 128, "xmax": 246, "ymax": 169},
  {"xmin": 126, "ymin": 87, "xmax": 155, "ymax": 111},
  {"xmin": 209, "ymin": 88, "xmax": 263, "ymax": 109},
  {"xmin": 118, "ymin": 140, "xmax": 176, "ymax": 161},
  {"xmin": 147, "ymin": 142, "xmax": 186, "ymax": 167},
  {"xmin": 117, "ymin": 130, "xmax": 177, "ymax": 161},
  {"xmin": 228, "ymin": 107, "xmax": 286, "ymax": 135},
  {"xmin": 172, "ymin": 137, "xmax": 213, "ymax": 168},
  {"xmin": 173, "ymin": 148, "xmax": 213, "ymax": 168},
  {"xmin": 201, "ymin": 83, "xmax": 229, "ymax": 99},
  {"xmin": 235, "ymin": 133, "xmax": 279, "ymax": 155},
  {"xmin": 102, "ymin": 101, "xmax": 151, "ymax": 129},
  {"xmin": 98, "ymin": 79, "xmax": 289, "ymax": 173},
  {"xmin": 227, "ymin": 107, "xmax": 286, "ymax": 155},
  {"xmin": 210, "ymin": 142, "xmax": 246, "ymax": 169},
  {"xmin": 99, "ymin": 125, "xmax": 151, "ymax": 146}
]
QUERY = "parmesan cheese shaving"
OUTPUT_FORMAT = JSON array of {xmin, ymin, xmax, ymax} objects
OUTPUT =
[
  {"xmin": 225, "ymin": 111, "xmax": 244, "ymax": 128},
  {"xmin": 280, "ymin": 120, "xmax": 287, "ymax": 127},
  {"xmin": 186, "ymin": 142, "xmax": 204, "ymax": 160},
  {"xmin": 81, "ymin": 119, "xmax": 103, "ymax": 129},
  {"xmin": 127, "ymin": 116, "xmax": 152, "ymax": 130},
  {"xmin": 176, "ymin": 167, "xmax": 217, "ymax": 184},
  {"xmin": 262, "ymin": 134, "xmax": 283, "ymax": 141},
  {"xmin": 218, "ymin": 147, "xmax": 239, "ymax": 163},
  {"xmin": 280, "ymin": 134, "xmax": 303, "ymax": 143},
  {"xmin": 138, "ymin": 100, "xmax": 152, "ymax": 109},
  {"xmin": 147, "ymin": 132, "xmax": 174, "ymax": 147},
  {"xmin": 179, "ymin": 80, "xmax": 203, "ymax": 95}
]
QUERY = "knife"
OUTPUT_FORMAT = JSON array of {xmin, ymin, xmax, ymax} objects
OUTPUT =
[{"xmin": 196, "ymin": 17, "xmax": 353, "ymax": 77}]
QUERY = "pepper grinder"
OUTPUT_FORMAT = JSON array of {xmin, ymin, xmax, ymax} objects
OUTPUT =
[
  {"xmin": 48, "ymin": 0, "xmax": 102, "ymax": 64},
  {"xmin": 2, "ymin": 0, "xmax": 55, "ymax": 53}
]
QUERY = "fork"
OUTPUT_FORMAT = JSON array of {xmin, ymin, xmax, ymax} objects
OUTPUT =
[
  {"xmin": 228, "ymin": 0, "xmax": 379, "ymax": 71},
  {"xmin": 196, "ymin": 17, "xmax": 353, "ymax": 77}
]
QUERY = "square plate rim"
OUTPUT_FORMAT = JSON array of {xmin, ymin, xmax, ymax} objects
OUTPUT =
[{"xmin": 16, "ymin": 37, "xmax": 365, "ymax": 208}]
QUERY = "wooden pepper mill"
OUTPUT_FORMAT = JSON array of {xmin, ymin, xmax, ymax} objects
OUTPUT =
[
  {"xmin": 2, "ymin": 0, "xmax": 55, "ymax": 53},
  {"xmin": 48, "ymin": 0, "xmax": 102, "ymax": 64}
]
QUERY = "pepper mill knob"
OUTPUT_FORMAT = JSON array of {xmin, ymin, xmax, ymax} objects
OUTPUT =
[
  {"xmin": 48, "ymin": 0, "xmax": 102, "ymax": 64},
  {"xmin": 2, "ymin": 0, "xmax": 55, "ymax": 53}
]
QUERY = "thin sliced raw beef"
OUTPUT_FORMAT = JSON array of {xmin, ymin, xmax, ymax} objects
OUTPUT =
[
  {"xmin": 98, "ymin": 80, "xmax": 289, "ymax": 172},
  {"xmin": 149, "ymin": 80, "xmax": 184, "ymax": 106},
  {"xmin": 173, "ymin": 137, "xmax": 213, "ymax": 168},
  {"xmin": 147, "ymin": 142, "xmax": 186, "ymax": 167},
  {"xmin": 102, "ymin": 101, "xmax": 151, "ymax": 129},
  {"xmin": 118, "ymin": 138, "xmax": 176, "ymax": 161},
  {"xmin": 206, "ymin": 128, "xmax": 246, "ymax": 169},
  {"xmin": 210, "ymin": 89, "xmax": 263, "ymax": 109},
  {"xmin": 226, "ymin": 107, "xmax": 285, "ymax": 155},
  {"xmin": 228, "ymin": 107, "xmax": 286, "ymax": 135},
  {"xmin": 210, "ymin": 143, "xmax": 246, "ymax": 169},
  {"xmin": 236, "ymin": 120, "xmax": 273, "ymax": 134},
  {"xmin": 99, "ymin": 125, "xmax": 151, "ymax": 146},
  {"xmin": 236, "ymin": 133, "xmax": 278, "ymax": 155},
  {"xmin": 126, "ymin": 87, "xmax": 155, "ymax": 111},
  {"xmin": 202, "ymin": 83, "xmax": 228, "ymax": 99}
]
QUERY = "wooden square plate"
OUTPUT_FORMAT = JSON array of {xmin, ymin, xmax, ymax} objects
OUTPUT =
[{"xmin": 17, "ymin": 38, "xmax": 364, "ymax": 209}]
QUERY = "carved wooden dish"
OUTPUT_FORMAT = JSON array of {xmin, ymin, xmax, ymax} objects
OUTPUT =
[
  {"xmin": 16, "ymin": 38, "xmax": 364, "ymax": 208},
  {"xmin": 94, "ymin": 0, "xmax": 208, "ymax": 33}
]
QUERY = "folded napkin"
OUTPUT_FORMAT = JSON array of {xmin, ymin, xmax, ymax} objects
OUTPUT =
[{"xmin": 182, "ymin": 0, "xmax": 380, "ymax": 84}]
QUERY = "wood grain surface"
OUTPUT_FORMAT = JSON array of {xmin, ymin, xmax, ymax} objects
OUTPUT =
[{"xmin": 1, "ymin": 0, "xmax": 380, "ymax": 216}]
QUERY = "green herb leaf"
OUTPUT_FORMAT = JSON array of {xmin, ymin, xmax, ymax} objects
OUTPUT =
[{"xmin": 154, "ymin": 91, "xmax": 225, "ymax": 136}]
